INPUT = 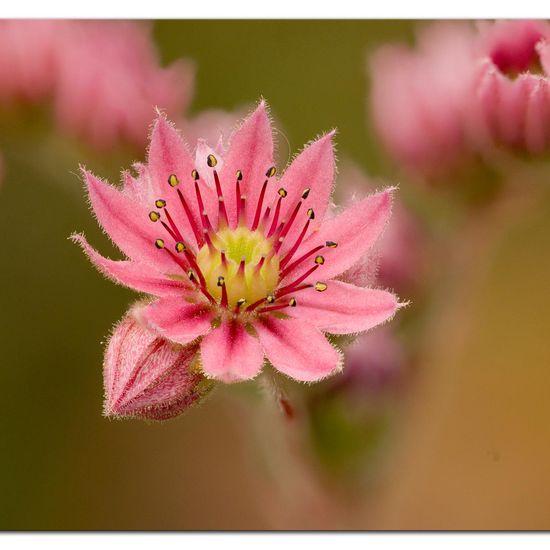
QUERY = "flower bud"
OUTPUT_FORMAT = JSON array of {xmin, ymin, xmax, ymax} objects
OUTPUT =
[{"xmin": 103, "ymin": 307, "xmax": 213, "ymax": 421}]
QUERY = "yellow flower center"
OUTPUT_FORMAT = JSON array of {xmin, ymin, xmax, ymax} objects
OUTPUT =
[{"xmin": 196, "ymin": 226, "xmax": 280, "ymax": 308}]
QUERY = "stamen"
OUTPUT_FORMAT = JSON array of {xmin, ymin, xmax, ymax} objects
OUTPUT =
[
  {"xmin": 257, "ymin": 296, "xmax": 297, "ymax": 314},
  {"xmin": 280, "ymin": 216, "xmax": 311, "ymax": 268},
  {"xmin": 234, "ymin": 298, "xmax": 246, "ymax": 314},
  {"xmin": 155, "ymin": 199, "xmax": 166, "ymax": 209},
  {"xmin": 281, "ymin": 244, "xmax": 325, "ymax": 279},
  {"xmin": 160, "ymin": 221, "xmax": 179, "ymax": 242},
  {"xmin": 307, "ymin": 208, "xmax": 315, "ymax": 220},
  {"xmin": 251, "ymin": 179, "xmax": 268, "ymax": 231},
  {"xmin": 276, "ymin": 199, "xmax": 303, "ymax": 248},
  {"xmin": 168, "ymin": 174, "xmax": 179, "ymax": 187},
  {"xmin": 154, "ymin": 239, "xmax": 165, "ymax": 249},
  {"xmin": 177, "ymin": 189, "xmax": 203, "ymax": 246},
  {"xmin": 163, "ymin": 208, "xmax": 183, "ymax": 241},
  {"xmin": 175, "ymin": 242, "xmax": 186, "ymax": 253},
  {"xmin": 314, "ymin": 282, "xmax": 328, "ymax": 292},
  {"xmin": 213, "ymin": 169, "xmax": 229, "ymax": 226},
  {"xmin": 235, "ymin": 170, "xmax": 244, "ymax": 225},
  {"xmin": 207, "ymin": 154, "xmax": 217, "ymax": 167},
  {"xmin": 218, "ymin": 276, "xmax": 228, "ymax": 308},
  {"xmin": 149, "ymin": 211, "xmax": 160, "ymax": 222},
  {"xmin": 266, "ymin": 166, "xmax": 277, "ymax": 178},
  {"xmin": 326, "ymin": 240, "xmax": 338, "ymax": 248},
  {"xmin": 254, "ymin": 256, "xmax": 266, "ymax": 273},
  {"xmin": 289, "ymin": 297, "xmax": 297, "ymax": 307},
  {"xmin": 277, "ymin": 263, "xmax": 320, "ymax": 297},
  {"xmin": 191, "ymin": 169, "xmax": 200, "ymax": 181},
  {"xmin": 266, "ymin": 189, "xmax": 287, "ymax": 237},
  {"xmin": 314, "ymin": 255, "xmax": 325, "ymax": 265},
  {"xmin": 245, "ymin": 296, "xmax": 268, "ymax": 312},
  {"xmin": 194, "ymin": 180, "xmax": 209, "ymax": 231},
  {"xmin": 301, "ymin": 187, "xmax": 311, "ymax": 199},
  {"xmin": 267, "ymin": 294, "xmax": 276, "ymax": 304}
]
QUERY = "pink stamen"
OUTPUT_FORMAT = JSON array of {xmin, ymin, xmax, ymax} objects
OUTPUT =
[
  {"xmin": 280, "ymin": 218, "xmax": 310, "ymax": 269},
  {"xmin": 213, "ymin": 170, "xmax": 229, "ymax": 226},
  {"xmin": 177, "ymin": 189, "xmax": 203, "ymax": 246},
  {"xmin": 160, "ymin": 221, "xmax": 179, "ymax": 243},
  {"xmin": 220, "ymin": 279, "xmax": 229, "ymax": 308},
  {"xmin": 278, "ymin": 200, "xmax": 302, "ymax": 240},
  {"xmin": 281, "ymin": 244, "xmax": 324, "ymax": 279},
  {"xmin": 245, "ymin": 296, "xmax": 268, "ymax": 313},
  {"xmin": 257, "ymin": 302, "xmax": 292, "ymax": 314},
  {"xmin": 194, "ymin": 180, "xmax": 209, "ymax": 231},
  {"xmin": 267, "ymin": 195, "xmax": 284, "ymax": 237},
  {"xmin": 163, "ymin": 208, "xmax": 184, "ymax": 241},
  {"xmin": 235, "ymin": 179, "xmax": 243, "ymax": 226},
  {"xmin": 251, "ymin": 179, "xmax": 268, "ymax": 231},
  {"xmin": 277, "ymin": 264, "xmax": 319, "ymax": 296},
  {"xmin": 254, "ymin": 256, "xmax": 266, "ymax": 273}
]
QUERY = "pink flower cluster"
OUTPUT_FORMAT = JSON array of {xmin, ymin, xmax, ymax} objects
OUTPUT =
[
  {"xmin": 74, "ymin": 101, "xmax": 402, "ymax": 419},
  {"xmin": 370, "ymin": 20, "xmax": 550, "ymax": 178},
  {"xmin": 0, "ymin": 20, "xmax": 193, "ymax": 148}
]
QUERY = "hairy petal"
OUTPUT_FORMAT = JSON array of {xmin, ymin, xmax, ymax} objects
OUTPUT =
[
  {"xmin": 84, "ymin": 168, "xmax": 176, "ymax": 271},
  {"xmin": 284, "ymin": 189, "xmax": 393, "ymax": 283},
  {"xmin": 288, "ymin": 281, "xmax": 399, "ymax": 335},
  {"xmin": 278, "ymin": 132, "xmax": 336, "ymax": 252},
  {"xmin": 71, "ymin": 233, "xmax": 192, "ymax": 296},
  {"xmin": 200, "ymin": 319, "xmax": 264, "ymax": 382},
  {"xmin": 219, "ymin": 101, "xmax": 274, "ymax": 228},
  {"xmin": 255, "ymin": 317, "xmax": 341, "ymax": 382},
  {"xmin": 142, "ymin": 296, "xmax": 213, "ymax": 345}
]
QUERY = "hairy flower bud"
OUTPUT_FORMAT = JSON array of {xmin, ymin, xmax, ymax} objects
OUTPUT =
[{"xmin": 103, "ymin": 307, "xmax": 213, "ymax": 421}]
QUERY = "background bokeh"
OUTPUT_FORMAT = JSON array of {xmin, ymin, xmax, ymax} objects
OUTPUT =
[{"xmin": 0, "ymin": 20, "xmax": 549, "ymax": 530}]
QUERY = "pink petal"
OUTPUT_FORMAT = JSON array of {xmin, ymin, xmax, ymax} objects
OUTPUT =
[
  {"xmin": 142, "ymin": 296, "xmax": 213, "ymax": 345},
  {"xmin": 148, "ymin": 114, "xmax": 218, "ymax": 237},
  {"xmin": 524, "ymin": 78, "xmax": 550, "ymax": 153},
  {"xmin": 84, "ymin": 169, "xmax": 176, "ymax": 272},
  {"xmin": 72, "ymin": 233, "xmax": 192, "ymax": 297},
  {"xmin": 283, "ymin": 189, "xmax": 393, "ymax": 283},
  {"xmin": 287, "ymin": 280, "xmax": 399, "ymax": 335},
  {"xmin": 254, "ymin": 317, "xmax": 341, "ymax": 382},
  {"xmin": 200, "ymin": 319, "xmax": 264, "ymax": 382},
  {"xmin": 218, "ymin": 101, "xmax": 274, "ymax": 228},
  {"xmin": 277, "ymin": 132, "xmax": 336, "ymax": 252}
]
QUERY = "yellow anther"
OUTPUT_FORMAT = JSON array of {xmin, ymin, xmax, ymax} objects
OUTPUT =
[
  {"xmin": 155, "ymin": 199, "xmax": 166, "ymax": 209},
  {"xmin": 289, "ymin": 297, "xmax": 297, "ymax": 307},
  {"xmin": 314, "ymin": 282, "xmax": 328, "ymax": 292},
  {"xmin": 301, "ymin": 188, "xmax": 311, "ymax": 199},
  {"xmin": 278, "ymin": 188, "xmax": 288, "ymax": 198},
  {"xmin": 168, "ymin": 174, "xmax": 179, "ymax": 187},
  {"xmin": 236, "ymin": 298, "xmax": 246, "ymax": 307},
  {"xmin": 149, "ymin": 211, "xmax": 160, "ymax": 222},
  {"xmin": 207, "ymin": 154, "xmax": 218, "ymax": 168},
  {"xmin": 325, "ymin": 241, "xmax": 338, "ymax": 248},
  {"xmin": 266, "ymin": 294, "xmax": 276, "ymax": 304},
  {"xmin": 175, "ymin": 242, "xmax": 186, "ymax": 253},
  {"xmin": 266, "ymin": 166, "xmax": 277, "ymax": 178},
  {"xmin": 187, "ymin": 269, "xmax": 196, "ymax": 281},
  {"xmin": 314, "ymin": 255, "xmax": 325, "ymax": 265},
  {"xmin": 191, "ymin": 169, "xmax": 200, "ymax": 180},
  {"xmin": 307, "ymin": 208, "xmax": 315, "ymax": 220},
  {"xmin": 217, "ymin": 276, "xmax": 225, "ymax": 287},
  {"xmin": 154, "ymin": 239, "xmax": 165, "ymax": 249},
  {"xmin": 235, "ymin": 170, "xmax": 243, "ymax": 181}
]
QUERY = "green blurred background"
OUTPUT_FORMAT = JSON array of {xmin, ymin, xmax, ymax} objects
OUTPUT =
[{"xmin": 1, "ymin": 20, "xmax": 549, "ymax": 530}]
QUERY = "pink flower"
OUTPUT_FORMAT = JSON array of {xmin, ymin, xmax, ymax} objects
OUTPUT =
[
  {"xmin": 53, "ymin": 21, "xmax": 193, "ymax": 149},
  {"xmin": 369, "ymin": 22, "xmax": 478, "ymax": 178},
  {"xmin": 73, "ymin": 101, "xmax": 400, "ymax": 383},
  {"xmin": 369, "ymin": 20, "xmax": 550, "ymax": 177},
  {"xmin": 0, "ymin": 20, "xmax": 193, "ymax": 148},
  {"xmin": 103, "ymin": 305, "xmax": 213, "ymax": 420}
]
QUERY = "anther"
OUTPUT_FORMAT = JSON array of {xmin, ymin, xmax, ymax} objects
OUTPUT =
[
  {"xmin": 236, "ymin": 298, "xmax": 246, "ymax": 307},
  {"xmin": 207, "ymin": 154, "xmax": 217, "ymax": 168},
  {"xmin": 154, "ymin": 239, "xmax": 165, "ymax": 249},
  {"xmin": 307, "ymin": 208, "xmax": 315, "ymax": 220},
  {"xmin": 314, "ymin": 282, "xmax": 328, "ymax": 292},
  {"xmin": 191, "ymin": 169, "xmax": 199, "ymax": 180},
  {"xmin": 168, "ymin": 174, "xmax": 179, "ymax": 187},
  {"xmin": 289, "ymin": 297, "xmax": 297, "ymax": 307},
  {"xmin": 266, "ymin": 166, "xmax": 277, "ymax": 178},
  {"xmin": 175, "ymin": 242, "xmax": 186, "ymax": 253},
  {"xmin": 187, "ymin": 269, "xmax": 196, "ymax": 282},
  {"xmin": 314, "ymin": 255, "xmax": 325, "ymax": 265},
  {"xmin": 235, "ymin": 169, "xmax": 243, "ymax": 181},
  {"xmin": 217, "ymin": 276, "xmax": 225, "ymax": 287},
  {"xmin": 301, "ymin": 188, "xmax": 311, "ymax": 199},
  {"xmin": 325, "ymin": 241, "xmax": 338, "ymax": 248},
  {"xmin": 278, "ymin": 188, "xmax": 288, "ymax": 197},
  {"xmin": 149, "ymin": 211, "xmax": 160, "ymax": 222},
  {"xmin": 155, "ymin": 199, "xmax": 166, "ymax": 209},
  {"xmin": 266, "ymin": 294, "xmax": 276, "ymax": 304}
]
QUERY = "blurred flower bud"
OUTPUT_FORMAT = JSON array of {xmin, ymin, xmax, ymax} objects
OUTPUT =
[{"xmin": 103, "ymin": 306, "xmax": 213, "ymax": 421}]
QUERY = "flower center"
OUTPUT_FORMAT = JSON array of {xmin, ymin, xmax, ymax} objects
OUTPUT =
[{"xmin": 196, "ymin": 226, "xmax": 280, "ymax": 308}]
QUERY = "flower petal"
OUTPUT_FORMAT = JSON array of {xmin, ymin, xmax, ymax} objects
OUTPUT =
[
  {"xmin": 283, "ymin": 188, "xmax": 393, "ymax": 283},
  {"xmin": 277, "ymin": 131, "xmax": 336, "ymax": 252},
  {"xmin": 84, "ymin": 168, "xmax": 177, "ymax": 271},
  {"xmin": 148, "ymin": 114, "xmax": 218, "ymax": 240},
  {"xmin": 200, "ymin": 319, "xmax": 264, "ymax": 382},
  {"xmin": 287, "ymin": 280, "xmax": 399, "ymax": 335},
  {"xmin": 142, "ymin": 296, "xmax": 214, "ymax": 345},
  {"xmin": 219, "ymin": 101, "xmax": 274, "ymax": 228},
  {"xmin": 72, "ymin": 233, "xmax": 192, "ymax": 297},
  {"xmin": 255, "ymin": 317, "xmax": 341, "ymax": 382}
]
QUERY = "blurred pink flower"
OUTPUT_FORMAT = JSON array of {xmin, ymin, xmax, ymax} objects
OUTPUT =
[
  {"xmin": 73, "ymin": 101, "xmax": 401, "ymax": 384},
  {"xmin": 369, "ymin": 20, "xmax": 550, "ymax": 177},
  {"xmin": 104, "ymin": 305, "xmax": 212, "ymax": 420},
  {"xmin": 369, "ymin": 22, "xmax": 478, "ymax": 178},
  {"xmin": 0, "ymin": 20, "xmax": 194, "ymax": 148}
]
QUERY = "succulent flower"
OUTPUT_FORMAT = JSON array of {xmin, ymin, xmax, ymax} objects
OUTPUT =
[{"xmin": 73, "ymin": 101, "xmax": 400, "ymax": 384}]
